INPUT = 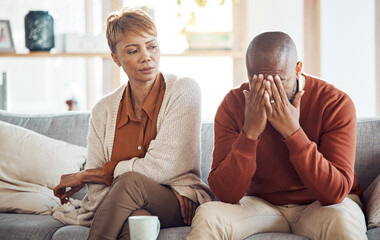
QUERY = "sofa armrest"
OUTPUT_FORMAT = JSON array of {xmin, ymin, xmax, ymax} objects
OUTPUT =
[{"xmin": 363, "ymin": 174, "xmax": 380, "ymax": 229}]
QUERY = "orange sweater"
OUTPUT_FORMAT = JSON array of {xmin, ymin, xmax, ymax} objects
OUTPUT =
[{"xmin": 208, "ymin": 74, "xmax": 362, "ymax": 206}]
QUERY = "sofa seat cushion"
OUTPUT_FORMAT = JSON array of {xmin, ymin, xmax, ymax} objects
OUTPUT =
[
  {"xmin": 51, "ymin": 225, "xmax": 192, "ymax": 240},
  {"xmin": 245, "ymin": 233, "xmax": 310, "ymax": 240},
  {"xmin": 158, "ymin": 226, "xmax": 191, "ymax": 239},
  {"xmin": 0, "ymin": 213, "xmax": 64, "ymax": 240},
  {"xmin": 51, "ymin": 225, "xmax": 89, "ymax": 240},
  {"xmin": 367, "ymin": 227, "xmax": 380, "ymax": 239}
]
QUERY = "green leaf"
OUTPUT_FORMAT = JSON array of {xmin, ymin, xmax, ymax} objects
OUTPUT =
[
  {"xmin": 189, "ymin": 11, "xmax": 196, "ymax": 26},
  {"xmin": 195, "ymin": 0, "xmax": 208, "ymax": 8}
]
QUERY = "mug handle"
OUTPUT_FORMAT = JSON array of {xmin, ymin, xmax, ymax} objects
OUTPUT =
[{"xmin": 155, "ymin": 218, "xmax": 160, "ymax": 239}]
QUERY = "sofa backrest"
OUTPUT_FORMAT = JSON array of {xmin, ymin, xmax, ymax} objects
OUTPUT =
[
  {"xmin": 0, "ymin": 110, "xmax": 379, "ymax": 191},
  {"xmin": 355, "ymin": 118, "xmax": 380, "ymax": 190},
  {"xmin": 0, "ymin": 110, "xmax": 90, "ymax": 147},
  {"xmin": 198, "ymin": 118, "xmax": 380, "ymax": 191},
  {"xmin": 200, "ymin": 121, "xmax": 214, "ymax": 185}
]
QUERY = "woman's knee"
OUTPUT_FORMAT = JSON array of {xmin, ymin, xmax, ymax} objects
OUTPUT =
[{"xmin": 111, "ymin": 172, "xmax": 152, "ymax": 193}]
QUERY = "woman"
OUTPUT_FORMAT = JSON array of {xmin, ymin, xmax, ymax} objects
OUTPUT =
[{"xmin": 53, "ymin": 7, "xmax": 213, "ymax": 239}]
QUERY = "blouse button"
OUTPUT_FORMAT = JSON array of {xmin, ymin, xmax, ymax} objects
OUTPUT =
[{"xmin": 138, "ymin": 146, "xmax": 142, "ymax": 150}]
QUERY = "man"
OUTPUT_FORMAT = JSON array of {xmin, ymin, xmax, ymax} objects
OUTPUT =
[{"xmin": 187, "ymin": 32, "xmax": 367, "ymax": 240}]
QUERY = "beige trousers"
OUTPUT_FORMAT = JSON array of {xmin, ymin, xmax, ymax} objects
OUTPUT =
[
  {"xmin": 88, "ymin": 172, "xmax": 186, "ymax": 240},
  {"xmin": 187, "ymin": 194, "xmax": 367, "ymax": 240}
]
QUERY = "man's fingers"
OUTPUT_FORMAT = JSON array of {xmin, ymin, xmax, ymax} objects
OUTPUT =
[
  {"xmin": 251, "ymin": 74, "xmax": 258, "ymax": 91},
  {"xmin": 243, "ymin": 90, "xmax": 250, "ymax": 105},
  {"xmin": 264, "ymin": 76, "xmax": 272, "ymax": 98},
  {"xmin": 252, "ymin": 74, "xmax": 263, "ymax": 97},
  {"xmin": 274, "ymin": 75, "xmax": 288, "ymax": 103},
  {"xmin": 263, "ymin": 91, "xmax": 272, "ymax": 114},
  {"xmin": 268, "ymin": 76, "xmax": 281, "ymax": 103}
]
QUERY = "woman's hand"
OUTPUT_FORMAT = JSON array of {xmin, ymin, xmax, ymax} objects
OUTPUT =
[
  {"xmin": 172, "ymin": 190, "xmax": 197, "ymax": 225},
  {"xmin": 53, "ymin": 172, "xmax": 85, "ymax": 204},
  {"xmin": 54, "ymin": 168, "xmax": 106, "ymax": 204}
]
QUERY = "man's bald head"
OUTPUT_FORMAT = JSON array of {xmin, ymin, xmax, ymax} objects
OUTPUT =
[
  {"xmin": 246, "ymin": 32, "xmax": 301, "ymax": 102},
  {"xmin": 246, "ymin": 31, "xmax": 298, "ymax": 81}
]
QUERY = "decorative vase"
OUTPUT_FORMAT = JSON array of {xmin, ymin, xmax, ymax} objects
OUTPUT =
[{"xmin": 24, "ymin": 11, "xmax": 55, "ymax": 51}]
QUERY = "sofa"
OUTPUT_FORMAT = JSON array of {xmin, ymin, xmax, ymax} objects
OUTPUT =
[{"xmin": 0, "ymin": 110, "xmax": 379, "ymax": 240}]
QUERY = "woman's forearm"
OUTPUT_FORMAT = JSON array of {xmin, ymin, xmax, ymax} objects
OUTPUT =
[{"xmin": 82, "ymin": 167, "xmax": 106, "ymax": 184}]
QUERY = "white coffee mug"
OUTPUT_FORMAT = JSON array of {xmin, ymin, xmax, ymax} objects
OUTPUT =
[{"xmin": 128, "ymin": 216, "xmax": 160, "ymax": 240}]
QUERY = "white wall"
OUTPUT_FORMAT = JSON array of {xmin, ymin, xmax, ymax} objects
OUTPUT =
[
  {"xmin": 246, "ymin": 0, "xmax": 304, "ymax": 61},
  {"xmin": 320, "ymin": 0, "xmax": 375, "ymax": 117}
]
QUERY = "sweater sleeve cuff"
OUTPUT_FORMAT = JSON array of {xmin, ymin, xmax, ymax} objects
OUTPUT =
[
  {"xmin": 103, "ymin": 161, "xmax": 119, "ymax": 186},
  {"xmin": 283, "ymin": 128, "xmax": 311, "ymax": 155},
  {"xmin": 236, "ymin": 131, "xmax": 258, "ymax": 155},
  {"xmin": 113, "ymin": 159, "xmax": 135, "ymax": 179}
]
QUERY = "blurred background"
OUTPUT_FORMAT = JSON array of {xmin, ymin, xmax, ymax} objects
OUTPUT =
[{"xmin": 0, "ymin": 0, "xmax": 377, "ymax": 120}]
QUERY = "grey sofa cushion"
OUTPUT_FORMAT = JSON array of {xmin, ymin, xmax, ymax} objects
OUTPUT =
[
  {"xmin": 51, "ymin": 225, "xmax": 192, "ymax": 240},
  {"xmin": 246, "ymin": 233, "xmax": 309, "ymax": 240},
  {"xmin": 0, "ymin": 213, "xmax": 64, "ymax": 240},
  {"xmin": 0, "ymin": 110, "xmax": 90, "ymax": 147},
  {"xmin": 51, "ymin": 225, "xmax": 89, "ymax": 240},
  {"xmin": 158, "ymin": 226, "xmax": 191, "ymax": 239},
  {"xmin": 367, "ymin": 227, "xmax": 380, "ymax": 239},
  {"xmin": 200, "ymin": 120, "xmax": 214, "ymax": 185},
  {"xmin": 355, "ymin": 118, "xmax": 380, "ymax": 190}
]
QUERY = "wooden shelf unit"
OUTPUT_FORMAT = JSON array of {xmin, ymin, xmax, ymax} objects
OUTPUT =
[{"xmin": 0, "ymin": 50, "xmax": 243, "ymax": 59}]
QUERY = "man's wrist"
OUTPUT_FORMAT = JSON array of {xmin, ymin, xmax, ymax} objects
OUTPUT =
[
  {"xmin": 242, "ymin": 127, "xmax": 259, "ymax": 140},
  {"xmin": 282, "ymin": 126, "xmax": 300, "ymax": 140}
]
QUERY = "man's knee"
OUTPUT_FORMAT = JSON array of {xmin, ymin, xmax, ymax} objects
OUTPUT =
[
  {"xmin": 319, "ymin": 201, "xmax": 367, "ymax": 239},
  {"xmin": 189, "ymin": 201, "xmax": 232, "ymax": 239},
  {"xmin": 327, "ymin": 207, "xmax": 354, "ymax": 227},
  {"xmin": 193, "ymin": 201, "xmax": 228, "ymax": 224}
]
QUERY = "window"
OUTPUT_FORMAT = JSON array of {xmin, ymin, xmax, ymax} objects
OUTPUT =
[{"xmin": 120, "ymin": 0, "xmax": 236, "ymax": 119}]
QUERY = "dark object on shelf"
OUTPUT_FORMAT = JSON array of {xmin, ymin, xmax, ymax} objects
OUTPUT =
[{"xmin": 24, "ymin": 11, "xmax": 54, "ymax": 51}]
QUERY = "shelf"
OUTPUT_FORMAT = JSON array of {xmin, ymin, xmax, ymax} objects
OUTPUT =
[
  {"xmin": 0, "ymin": 50, "xmax": 243, "ymax": 58},
  {"xmin": 164, "ymin": 50, "xmax": 243, "ymax": 58},
  {"xmin": 0, "ymin": 52, "xmax": 111, "ymax": 58}
]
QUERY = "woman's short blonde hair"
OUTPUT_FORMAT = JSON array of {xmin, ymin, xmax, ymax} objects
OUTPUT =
[{"xmin": 106, "ymin": 7, "xmax": 157, "ymax": 53}]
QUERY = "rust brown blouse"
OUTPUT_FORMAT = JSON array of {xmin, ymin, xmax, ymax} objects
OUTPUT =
[{"xmin": 103, "ymin": 73, "xmax": 165, "ymax": 186}]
